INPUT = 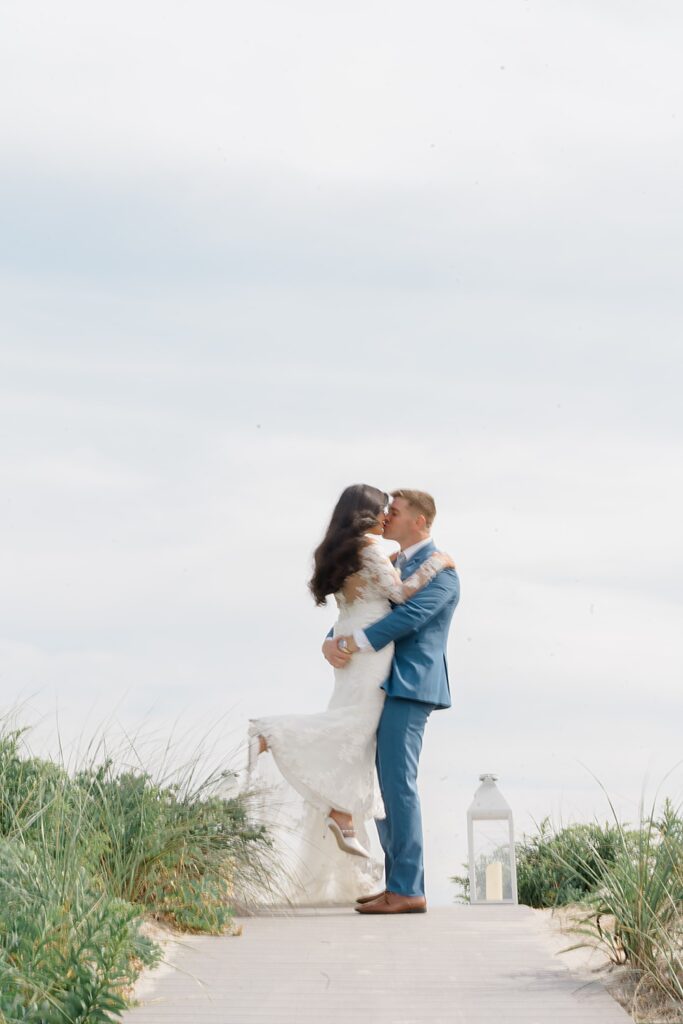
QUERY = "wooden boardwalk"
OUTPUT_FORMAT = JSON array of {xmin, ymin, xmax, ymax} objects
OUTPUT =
[{"xmin": 124, "ymin": 905, "xmax": 632, "ymax": 1024}]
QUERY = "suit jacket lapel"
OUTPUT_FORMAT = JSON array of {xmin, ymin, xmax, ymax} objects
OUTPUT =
[{"xmin": 400, "ymin": 540, "xmax": 436, "ymax": 579}]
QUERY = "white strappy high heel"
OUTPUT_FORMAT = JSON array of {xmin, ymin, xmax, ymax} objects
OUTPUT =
[{"xmin": 325, "ymin": 815, "xmax": 371, "ymax": 859}]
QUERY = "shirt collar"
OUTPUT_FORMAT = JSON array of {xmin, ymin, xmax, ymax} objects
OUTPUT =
[{"xmin": 401, "ymin": 537, "xmax": 432, "ymax": 563}]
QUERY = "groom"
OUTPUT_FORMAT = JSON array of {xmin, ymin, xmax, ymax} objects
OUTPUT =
[{"xmin": 323, "ymin": 489, "xmax": 460, "ymax": 914}]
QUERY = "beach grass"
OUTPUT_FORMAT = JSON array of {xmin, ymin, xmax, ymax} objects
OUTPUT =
[
  {"xmin": 559, "ymin": 794, "xmax": 683, "ymax": 1016},
  {"xmin": 0, "ymin": 714, "xmax": 274, "ymax": 1023}
]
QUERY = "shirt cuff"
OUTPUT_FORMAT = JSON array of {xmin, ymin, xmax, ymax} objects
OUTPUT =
[{"xmin": 353, "ymin": 629, "xmax": 372, "ymax": 651}]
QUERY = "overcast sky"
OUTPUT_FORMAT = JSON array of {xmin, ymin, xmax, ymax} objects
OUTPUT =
[{"xmin": 2, "ymin": 0, "xmax": 682, "ymax": 904}]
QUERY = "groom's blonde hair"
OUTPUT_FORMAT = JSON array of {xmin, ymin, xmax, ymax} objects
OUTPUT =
[{"xmin": 391, "ymin": 489, "xmax": 436, "ymax": 529}]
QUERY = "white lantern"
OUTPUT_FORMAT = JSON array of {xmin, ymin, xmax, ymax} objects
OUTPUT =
[{"xmin": 467, "ymin": 773, "xmax": 518, "ymax": 904}]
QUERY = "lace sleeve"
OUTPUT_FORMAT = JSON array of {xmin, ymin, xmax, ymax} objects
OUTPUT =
[{"xmin": 360, "ymin": 543, "xmax": 454, "ymax": 604}]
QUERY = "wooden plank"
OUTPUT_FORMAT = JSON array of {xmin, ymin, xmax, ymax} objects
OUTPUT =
[{"xmin": 123, "ymin": 906, "xmax": 632, "ymax": 1024}]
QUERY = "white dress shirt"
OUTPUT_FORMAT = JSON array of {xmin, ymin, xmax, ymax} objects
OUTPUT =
[
  {"xmin": 353, "ymin": 536, "xmax": 433, "ymax": 652},
  {"xmin": 397, "ymin": 537, "xmax": 433, "ymax": 565}
]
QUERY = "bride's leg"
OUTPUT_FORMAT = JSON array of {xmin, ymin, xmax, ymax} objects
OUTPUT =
[
  {"xmin": 326, "ymin": 808, "xmax": 370, "ymax": 858},
  {"xmin": 247, "ymin": 733, "xmax": 268, "ymax": 774},
  {"xmin": 329, "ymin": 807, "xmax": 354, "ymax": 833}
]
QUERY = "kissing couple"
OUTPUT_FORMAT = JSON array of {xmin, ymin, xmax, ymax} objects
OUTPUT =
[{"xmin": 248, "ymin": 485, "xmax": 460, "ymax": 914}]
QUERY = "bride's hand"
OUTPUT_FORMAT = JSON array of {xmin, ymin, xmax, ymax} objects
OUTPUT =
[{"xmin": 440, "ymin": 552, "xmax": 456, "ymax": 570}]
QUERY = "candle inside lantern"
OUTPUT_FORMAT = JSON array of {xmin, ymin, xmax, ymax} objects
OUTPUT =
[{"xmin": 485, "ymin": 861, "xmax": 503, "ymax": 901}]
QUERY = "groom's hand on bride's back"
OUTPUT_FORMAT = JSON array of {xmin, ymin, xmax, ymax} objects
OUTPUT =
[{"xmin": 322, "ymin": 637, "xmax": 352, "ymax": 668}]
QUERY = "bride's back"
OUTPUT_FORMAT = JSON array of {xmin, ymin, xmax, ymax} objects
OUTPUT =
[
  {"xmin": 338, "ymin": 571, "xmax": 365, "ymax": 605},
  {"xmin": 335, "ymin": 539, "xmax": 398, "ymax": 611}
]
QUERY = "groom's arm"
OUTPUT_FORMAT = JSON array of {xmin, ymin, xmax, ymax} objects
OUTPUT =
[{"xmin": 359, "ymin": 570, "xmax": 459, "ymax": 652}]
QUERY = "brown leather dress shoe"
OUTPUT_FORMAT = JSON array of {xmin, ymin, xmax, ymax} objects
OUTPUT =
[
  {"xmin": 355, "ymin": 889, "xmax": 387, "ymax": 905},
  {"xmin": 354, "ymin": 891, "xmax": 427, "ymax": 914}
]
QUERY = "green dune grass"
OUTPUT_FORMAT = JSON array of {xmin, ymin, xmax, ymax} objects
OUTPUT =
[{"xmin": 0, "ymin": 716, "xmax": 275, "ymax": 1023}]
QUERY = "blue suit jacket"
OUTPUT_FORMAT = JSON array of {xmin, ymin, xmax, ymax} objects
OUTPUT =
[{"xmin": 363, "ymin": 540, "xmax": 459, "ymax": 710}]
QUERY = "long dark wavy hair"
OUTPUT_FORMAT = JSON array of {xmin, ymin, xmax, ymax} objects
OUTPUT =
[{"xmin": 309, "ymin": 484, "xmax": 389, "ymax": 606}]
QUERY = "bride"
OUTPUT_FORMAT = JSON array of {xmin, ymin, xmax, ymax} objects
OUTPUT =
[{"xmin": 247, "ymin": 484, "xmax": 453, "ymax": 894}]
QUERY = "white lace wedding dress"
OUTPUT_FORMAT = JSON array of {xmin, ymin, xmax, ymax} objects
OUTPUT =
[{"xmin": 246, "ymin": 536, "xmax": 448, "ymax": 906}]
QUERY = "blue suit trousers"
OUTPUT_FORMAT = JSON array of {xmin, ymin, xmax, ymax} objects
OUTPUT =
[{"xmin": 375, "ymin": 696, "xmax": 435, "ymax": 898}]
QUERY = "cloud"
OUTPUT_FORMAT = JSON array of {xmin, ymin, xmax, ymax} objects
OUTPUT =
[{"xmin": 2, "ymin": 0, "xmax": 681, "ymax": 184}]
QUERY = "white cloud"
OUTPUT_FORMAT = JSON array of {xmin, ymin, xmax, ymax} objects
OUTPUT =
[{"xmin": 3, "ymin": 1, "xmax": 682, "ymax": 185}]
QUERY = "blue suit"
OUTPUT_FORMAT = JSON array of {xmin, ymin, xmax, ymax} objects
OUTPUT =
[{"xmin": 364, "ymin": 541, "xmax": 459, "ymax": 897}]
